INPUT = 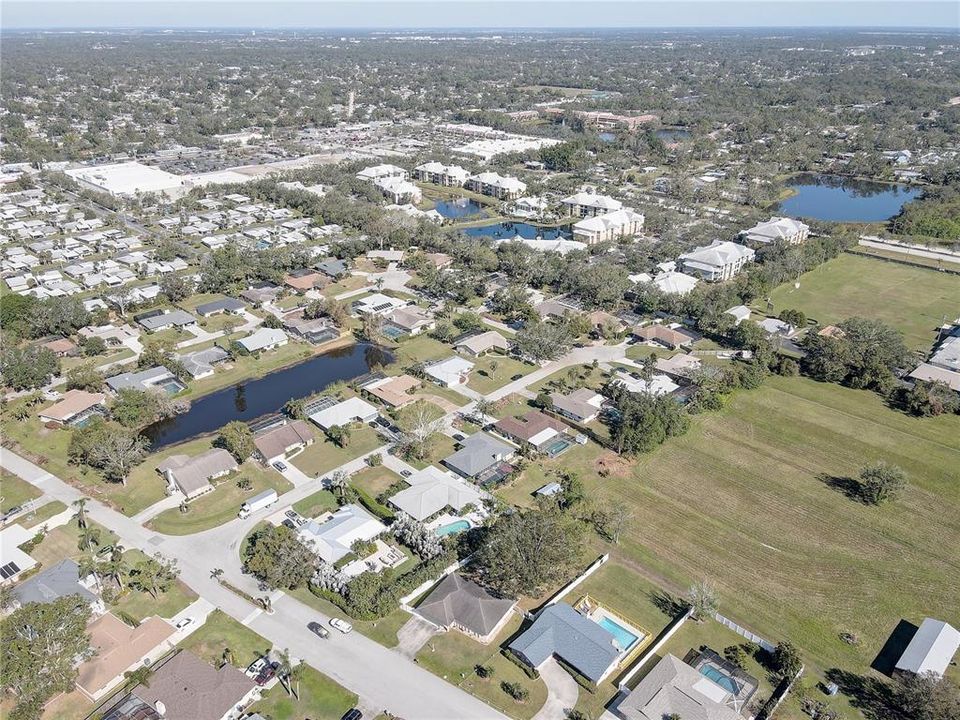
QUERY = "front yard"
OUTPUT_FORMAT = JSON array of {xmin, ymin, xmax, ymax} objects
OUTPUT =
[
  {"xmin": 465, "ymin": 355, "xmax": 534, "ymax": 395},
  {"xmin": 291, "ymin": 425, "xmax": 384, "ymax": 477},
  {"xmin": 249, "ymin": 665, "xmax": 358, "ymax": 720}
]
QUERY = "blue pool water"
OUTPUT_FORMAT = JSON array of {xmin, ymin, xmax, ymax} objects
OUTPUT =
[
  {"xmin": 435, "ymin": 519, "xmax": 471, "ymax": 537},
  {"xmin": 700, "ymin": 665, "xmax": 738, "ymax": 694},
  {"xmin": 598, "ymin": 616, "xmax": 639, "ymax": 651}
]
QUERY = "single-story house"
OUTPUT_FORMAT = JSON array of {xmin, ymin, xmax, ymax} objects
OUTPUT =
[
  {"xmin": 352, "ymin": 292, "xmax": 408, "ymax": 316},
  {"xmin": 388, "ymin": 465, "xmax": 484, "ymax": 521},
  {"xmin": 631, "ymin": 323, "xmax": 699, "ymax": 349},
  {"xmin": 423, "ymin": 252, "xmax": 453, "ymax": 269},
  {"xmin": 758, "ymin": 317, "xmax": 797, "ymax": 337},
  {"xmin": 106, "ymin": 366, "xmax": 181, "ymax": 394},
  {"xmin": 424, "ymin": 356, "xmax": 475, "ymax": 387},
  {"xmin": 195, "ymin": 297, "xmax": 246, "ymax": 317},
  {"xmin": 240, "ymin": 283, "xmax": 281, "ymax": 305},
  {"xmin": 909, "ymin": 363, "xmax": 960, "ymax": 392},
  {"xmin": 253, "ymin": 419, "xmax": 315, "ymax": 465},
  {"xmin": 157, "ymin": 448, "xmax": 238, "ymax": 499},
  {"xmin": 535, "ymin": 481, "xmax": 563, "ymax": 497},
  {"xmin": 895, "ymin": 618, "xmax": 960, "ymax": 678},
  {"xmin": 384, "ymin": 306, "xmax": 436, "ymax": 337},
  {"xmin": 11, "ymin": 559, "xmax": 104, "ymax": 614},
  {"xmin": 724, "ymin": 305, "xmax": 751, "ymax": 326},
  {"xmin": 43, "ymin": 337, "xmax": 79, "ymax": 357},
  {"xmin": 618, "ymin": 653, "xmax": 746, "ymax": 720},
  {"xmin": 494, "ymin": 411, "xmax": 570, "ymax": 452},
  {"xmin": 0, "ymin": 524, "xmax": 38, "ymax": 584},
  {"xmin": 308, "ymin": 396, "xmax": 379, "ymax": 431},
  {"xmin": 417, "ymin": 573, "xmax": 516, "ymax": 644},
  {"xmin": 655, "ymin": 353, "xmax": 702, "ymax": 378},
  {"xmin": 283, "ymin": 268, "xmax": 327, "ymax": 292},
  {"xmin": 361, "ymin": 374, "xmax": 421, "ymax": 408},
  {"xmin": 613, "ymin": 369, "xmax": 680, "ymax": 397},
  {"xmin": 508, "ymin": 602, "xmax": 621, "ymax": 683},
  {"xmin": 38, "ymin": 389, "xmax": 106, "ymax": 427},
  {"xmin": 315, "ymin": 257, "xmax": 349, "ymax": 278},
  {"xmin": 137, "ymin": 309, "xmax": 197, "ymax": 332},
  {"xmin": 76, "ymin": 613, "xmax": 176, "ymax": 700},
  {"xmin": 100, "ymin": 650, "xmax": 258, "ymax": 720},
  {"xmin": 237, "ymin": 327, "xmax": 288, "ymax": 353},
  {"xmin": 551, "ymin": 388, "xmax": 604, "ymax": 423},
  {"xmin": 443, "ymin": 432, "xmax": 516, "ymax": 481},
  {"xmin": 178, "ymin": 346, "xmax": 230, "ymax": 380},
  {"xmin": 454, "ymin": 330, "xmax": 510, "ymax": 357},
  {"xmin": 298, "ymin": 503, "xmax": 387, "ymax": 564}
]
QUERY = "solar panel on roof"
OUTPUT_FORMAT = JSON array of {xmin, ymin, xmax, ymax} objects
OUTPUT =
[{"xmin": 0, "ymin": 562, "xmax": 21, "ymax": 579}]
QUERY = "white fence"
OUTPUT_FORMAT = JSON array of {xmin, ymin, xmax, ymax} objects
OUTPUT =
[
  {"xmin": 617, "ymin": 606, "xmax": 693, "ymax": 690},
  {"xmin": 539, "ymin": 553, "xmax": 609, "ymax": 615},
  {"xmin": 715, "ymin": 612, "xmax": 775, "ymax": 653}
]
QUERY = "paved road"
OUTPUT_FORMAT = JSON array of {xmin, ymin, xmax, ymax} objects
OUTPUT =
[
  {"xmin": 0, "ymin": 450, "xmax": 507, "ymax": 720},
  {"xmin": 859, "ymin": 236, "xmax": 960, "ymax": 266},
  {"xmin": 488, "ymin": 342, "xmax": 628, "ymax": 402}
]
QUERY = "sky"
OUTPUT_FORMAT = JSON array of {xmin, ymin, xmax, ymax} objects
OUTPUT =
[{"xmin": 3, "ymin": 0, "xmax": 958, "ymax": 30}]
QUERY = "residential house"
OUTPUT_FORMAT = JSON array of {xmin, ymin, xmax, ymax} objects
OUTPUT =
[
  {"xmin": 298, "ymin": 503, "xmax": 387, "ymax": 564},
  {"xmin": 42, "ymin": 337, "xmax": 78, "ymax": 357},
  {"xmin": 413, "ymin": 162, "xmax": 470, "ymax": 187},
  {"xmin": 465, "ymin": 172, "xmax": 527, "ymax": 200},
  {"xmin": 356, "ymin": 164, "xmax": 407, "ymax": 182},
  {"xmin": 352, "ymin": 292, "xmax": 408, "ymax": 317},
  {"xmin": 454, "ymin": 330, "xmax": 510, "ymax": 357},
  {"xmin": 613, "ymin": 369, "xmax": 680, "ymax": 397},
  {"xmin": 99, "ymin": 650, "xmax": 258, "ymax": 720},
  {"xmin": 424, "ymin": 356, "xmax": 475, "ymax": 387},
  {"xmin": 178, "ymin": 346, "xmax": 230, "ymax": 380},
  {"xmin": 253, "ymin": 420, "xmax": 315, "ymax": 465},
  {"xmin": 315, "ymin": 258, "xmax": 349, "ymax": 278},
  {"xmin": 195, "ymin": 297, "xmax": 246, "ymax": 317},
  {"xmin": 283, "ymin": 268, "xmax": 327, "ymax": 293},
  {"xmin": 508, "ymin": 602, "xmax": 621, "ymax": 683},
  {"xmin": 631, "ymin": 323, "xmax": 699, "ymax": 349},
  {"xmin": 384, "ymin": 305, "xmax": 436, "ymax": 337},
  {"xmin": 308, "ymin": 396, "xmax": 379, "ymax": 431},
  {"xmin": 494, "ymin": 410, "xmax": 570, "ymax": 452},
  {"xmin": 76, "ymin": 614, "xmax": 176, "ymax": 700},
  {"xmin": 157, "ymin": 448, "xmax": 238, "ymax": 499},
  {"xmin": 740, "ymin": 216, "xmax": 810, "ymax": 245},
  {"xmin": 38, "ymin": 389, "xmax": 106, "ymax": 427},
  {"xmin": 0, "ymin": 524, "xmax": 38, "ymax": 584},
  {"xmin": 725, "ymin": 305, "xmax": 751, "ymax": 326},
  {"xmin": 11, "ymin": 559, "xmax": 104, "ymax": 613},
  {"xmin": 895, "ymin": 618, "xmax": 960, "ymax": 678},
  {"xmin": 679, "ymin": 240, "xmax": 755, "ymax": 281},
  {"xmin": 137, "ymin": 309, "xmax": 197, "ymax": 332},
  {"xmin": 651, "ymin": 270, "xmax": 699, "ymax": 296},
  {"xmin": 561, "ymin": 191, "xmax": 623, "ymax": 218},
  {"xmin": 758, "ymin": 317, "xmax": 798, "ymax": 337},
  {"xmin": 374, "ymin": 176, "xmax": 423, "ymax": 204},
  {"xmin": 551, "ymin": 388, "xmax": 605, "ymax": 423},
  {"xmin": 106, "ymin": 366, "xmax": 182, "ymax": 394},
  {"xmin": 417, "ymin": 573, "xmax": 515, "ymax": 644},
  {"xmin": 388, "ymin": 466, "xmax": 483, "ymax": 522},
  {"xmin": 442, "ymin": 432, "xmax": 516, "ymax": 484},
  {"xmin": 908, "ymin": 363, "xmax": 960, "ymax": 392},
  {"xmin": 360, "ymin": 374, "xmax": 421, "ymax": 408},
  {"xmin": 237, "ymin": 328, "xmax": 288, "ymax": 353},
  {"xmin": 572, "ymin": 208, "xmax": 644, "ymax": 245}
]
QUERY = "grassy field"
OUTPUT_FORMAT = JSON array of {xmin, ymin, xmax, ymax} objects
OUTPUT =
[
  {"xmin": 765, "ymin": 253, "xmax": 960, "ymax": 350},
  {"xmin": 291, "ymin": 425, "xmax": 384, "ymax": 477},
  {"xmin": 466, "ymin": 355, "xmax": 535, "ymax": 395},
  {"xmin": 250, "ymin": 665, "xmax": 358, "ymax": 720},
  {"xmin": 19, "ymin": 500, "xmax": 68, "ymax": 529},
  {"xmin": 109, "ymin": 548, "xmax": 198, "ymax": 622},
  {"xmin": 293, "ymin": 489, "xmax": 339, "ymax": 518},
  {"xmin": 351, "ymin": 466, "xmax": 403, "ymax": 498},
  {"xmin": 147, "ymin": 461, "xmax": 293, "ymax": 535},
  {"xmin": 1, "ymin": 471, "xmax": 41, "ymax": 512},
  {"xmin": 179, "ymin": 609, "xmax": 272, "ymax": 669},
  {"xmin": 28, "ymin": 516, "xmax": 119, "ymax": 568},
  {"xmin": 584, "ymin": 375, "xmax": 960, "ymax": 704}
]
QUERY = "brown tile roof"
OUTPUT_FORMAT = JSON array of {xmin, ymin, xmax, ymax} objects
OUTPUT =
[
  {"xmin": 253, "ymin": 419, "xmax": 314, "ymax": 460},
  {"xmin": 632, "ymin": 324, "xmax": 697, "ymax": 347},
  {"xmin": 76, "ymin": 614, "xmax": 175, "ymax": 697},
  {"xmin": 38, "ymin": 389, "xmax": 106, "ymax": 423},
  {"xmin": 364, "ymin": 374, "xmax": 421, "ymax": 407},
  {"xmin": 494, "ymin": 410, "xmax": 567, "ymax": 443}
]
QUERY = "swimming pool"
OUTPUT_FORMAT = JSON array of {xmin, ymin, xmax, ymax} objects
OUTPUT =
[
  {"xmin": 598, "ymin": 616, "xmax": 639, "ymax": 652},
  {"xmin": 435, "ymin": 519, "xmax": 471, "ymax": 537},
  {"xmin": 543, "ymin": 437, "xmax": 573, "ymax": 457},
  {"xmin": 700, "ymin": 665, "xmax": 739, "ymax": 694}
]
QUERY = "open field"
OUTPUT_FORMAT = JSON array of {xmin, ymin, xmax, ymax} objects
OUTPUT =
[
  {"xmin": 1, "ymin": 470, "xmax": 41, "ymax": 512},
  {"xmin": 178, "ymin": 608, "xmax": 272, "ymax": 669},
  {"xmin": 351, "ymin": 465, "xmax": 403, "ymax": 497},
  {"xmin": 765, "ymin": 253, "xmax": 960, "ymax": 350},
  {"xmin": 109, "ymin": 548, "xmax": 198, "ymax": 622},
  {"xmin": 28, "ymin": 516, "xmax": 119, "ymax": 568},
  {"xmin": 587, "ymin": 375, "xmax": 959, "ymax": 697},
  {"xmin": 466, "ymin": 355, "xmax": 534, "ymax": 395},
  {"xmin": 293, "ymin": 489, "xmax": 338, "ymax": 518}
]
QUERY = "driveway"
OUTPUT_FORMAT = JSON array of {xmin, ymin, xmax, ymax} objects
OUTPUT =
[
  {"xmin": 395, "ymin": 614, "xmax": 439, "ymax": 658},
  {"xmin": 532, "ymin": 657, "xmax": 580, "ymax": 720}
]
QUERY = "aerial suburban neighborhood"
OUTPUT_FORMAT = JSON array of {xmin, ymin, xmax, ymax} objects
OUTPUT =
[{"xmin": 0, "ymin": 3, "xmax": 958, "ymax": 720}]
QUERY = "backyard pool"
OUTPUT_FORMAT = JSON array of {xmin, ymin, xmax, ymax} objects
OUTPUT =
[
  {"xmin": 700, "ymin": 664, "xmax": 739, "ymax": 694},
  {"xmin": 598, "ymin": 616, "xmax": 639, "ymax": 652},
  {"xmin": 543, "ymin": 437, "xmax": 574, "ymax": 457},
  {"xmin": 435, "ymin": 519, "xmax": 471, "ymax": 537}
]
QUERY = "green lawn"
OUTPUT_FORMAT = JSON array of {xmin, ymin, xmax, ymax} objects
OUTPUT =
[
  {"xmin": 416, "ymin": 614, "xmax": 549, "ymax": 720},
  {"xmin": 182, "ymin": 341, "xmax": 315, "ymax": 399},
  {"xmin": 390, "ymin": 336, "xmax": 453, "ymax": 369},
  {"xmin": 405, "ymin": 433, "xmax": 458, "ymax": 471},
  {"xmin": 585, "ymin": 375, "xmax": 960, "ymax": 708},
  {"xmin": 293, "ymin": 489, "xmax": 339, "ymax": 518},
  {"xmin": 178, "ymin": 609, "xmax": 272, "ymax": 669},
  {"xmin": 19, "ymin": 500, "xmax": 68, "ymax": 529},
  {"xmin": 27, "ymin": 516, "xmax": 119, "ymax": 568},
  {"xmin": 250, "ymin": 665, "xmax": 358, "ymax": 720},
  {"xmin": 466, "ymin": 355, "xmax": 535, "ymax": 395},
  {"xmin": 109, "ymin": 549, "xmax": 198, "ymax": 622},
  {"xmin": 496, "ymin": 439, "xmax": 613, "ymax": 509},
  {"xmin": 528, "ymin": 363, "xmax": 609, "ymax": 395},
  {"xmin": 351, "ymin": 466, "xmax": 403, "ymax": 498},
  {"xmin": 291, "ymin": 425, "xmax": 384, "ymax": 477},
  {"xmin": 1, "ymin": 471, "xmax": 41, "ymax": 512},
  {"xmin": 287, "ymin": 586, "xmax": 410, "ymax": 647},
  {"xmin": 765, "ymin": 253, "xmax": 960, "ymax": 350},
  {"xmin": 147, "ymin": 462, "xmax": 293, "ymax": 535}
]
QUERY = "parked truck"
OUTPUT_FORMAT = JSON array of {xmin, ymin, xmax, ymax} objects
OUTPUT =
[{"xmin": 238, "ymin": 489, "xmax": 278, "ymax": 519}]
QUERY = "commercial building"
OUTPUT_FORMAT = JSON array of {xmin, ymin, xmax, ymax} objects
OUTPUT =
[{"xmin": 65, "ymin": 162, "xmax": 186, "ymax": 198}]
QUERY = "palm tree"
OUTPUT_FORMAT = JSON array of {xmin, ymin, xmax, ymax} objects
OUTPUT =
[
  {"xmin": 103, "ymin": 556, "xmax": 129, "ymax": 590},
  {"xmin": 221, "ymin": 647, "xmax": 234, "ymax": 669},
  {"xmin": 78, "ymin": 526, "xmax": 102, "ymax": 552},
  {"xmin": 210, "ymin": 567, "xmax": 224, "ymax": 583},
  {"xmin": 73, "ymin": 498, "xmax": 89, "ymax": 529},
  {"xmin": 77, "ymin": 553, "xmax": 103, "ymax": 591},
  {"xmin": 110, "ymin": 544, "xmax": 125, "ymax": 563},
  {"xmin": 276, "ymin": 648, "xmax": 298, "ymax": 698}
]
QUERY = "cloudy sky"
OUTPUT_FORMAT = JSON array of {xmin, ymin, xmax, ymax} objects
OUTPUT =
[{"xmin": 4, "ymin": 0, "xmax": 958, "ymax": 30}]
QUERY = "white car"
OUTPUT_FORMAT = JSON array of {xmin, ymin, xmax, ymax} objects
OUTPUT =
[
  {"xmin": 329, "ymin": 617, "xmax": 353, "ymax": 634},
  {"xmin": 175, "ymin": 617, "xmax": 194, "ymax": 630}
]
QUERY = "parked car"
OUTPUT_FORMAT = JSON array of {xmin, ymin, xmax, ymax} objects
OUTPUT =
[
  {"xmin": 254, "ymin": 662, "xmax": 278, "ymax": 686},
  {"xmin": 400, "ymin": 469, "xmax": 412, "ymax": 478},
  {"xmin": 272, "ymin": 461, "xmax": 288, "ymax": 472},
  {"xmin": 453, "ymin": 433, "xmax": 465, "ymax": 441},
  {"xmin": 308, "ymin": 621, "xmax": 330, "ymax": 639},
  {"xmin": 341, "ymin": 710, "xmax": 363, "ymax": 720},
  {"xmin": 282, "ymin": 518, "xmax": 296, "ymax": 529},
  {"xmin": 329, "ymin": 617, "xmax": 353, "ymax": 634},
  {"xmin": 174, "ymin": 617, "xmax": 194, "ymax": 630},
  {"xmin": 510, "ymin": 373, "xmax": 524, "ymax": 381},
  {"xmin": 285, "ymin": 509, "xmax": 298, "ymax": 519},
  {"xmin": 246, "ymin": 657, "xmax": 268, "ymax": 677}
]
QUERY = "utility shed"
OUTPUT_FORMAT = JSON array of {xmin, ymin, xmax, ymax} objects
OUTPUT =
[{"xmin": 895, "ymin": 618, "xmax": 960, "ymax": 678}]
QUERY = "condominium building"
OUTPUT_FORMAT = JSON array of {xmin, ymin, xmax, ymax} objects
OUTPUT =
[
  {"xmin": 572, "ymin": 207, "xmax": 644, "ymax": 245},
  {"xmin": 465, "ymin": 172, "xmax": 527, "ymax": 200},
  {"xmin": 413, "ymin": 162, "xmax": 471, "ymax": 187},
  {"xmin": 561, "ymin": 191, "xmax": 623, "ymax": 218},
  {"xmin": 679, "ymin": 240, "xmax": 756, "ymax": 281}
]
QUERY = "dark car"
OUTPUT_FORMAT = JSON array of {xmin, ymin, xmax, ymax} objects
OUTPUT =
[
  {"xmin": 308, "ymin": 621, "xmax": 330, "ymax": 639},
  {"xmin": 400, "ymin": 469, "xmax": 412, "ymax": 478},
  {"xmin": 254, "ymin": 662, "xmax": 278, "ymax": 686},
  {"xmin": 340, "ymin": 710, "xmax": 363, "ymax": 720},
  {"xmin": 510, "ymin": 373, "xmax": 524, "ymax": 381},
  {"xmin": 453, "ymin": 433, "xmax": 465, "ymax": 442}
]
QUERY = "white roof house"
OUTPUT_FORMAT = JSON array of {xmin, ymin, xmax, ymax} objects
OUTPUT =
[
  {"xmin": 374, "ymin": 177, "xmax": 422, "ymax": 204},
  {"xmin": 652, "ymin": 270, "xmax": 699, "ymax": 296},
  {"xmin": 725, "ymin": 305, "xmax": 752, "ymax": 325},
  {"xmin": 0, "ymin": 524, "xmax": 38, "ymax": 584},
  {"xmin": 356, "ymin": 164, "xmax": 407, "ymax": 182},
  {"xmin": 741, "ymin": 217, "xmax": 810, "ymax": 245},
  {"xmin": 389, "ymin": 466, "xmax": 483, "ymax": 521},
  {"xmin": 352, "ymin": 292, "xmax": 408, "ymax": 316},
  {"xmin": 895, "ymin": 618, "xmax": 960, "ymax": 677},
  {"xmin": 309, "ymin": 396, "xmax": 379, "ymax": 431},
  {"xmin": 237, "ymin": 328, "xmax": 288, "ymax": 353},
  {"xmin": 679, "ymin": 240, "xmax": 755, "ymax": 282},
  {"xmin": 299, "ymin": 504, "xmax": 387, "ymax": 564},
  {"xmin": 613, "ymin": 369, "xmax": 680, "ymax": 397},
  {"xmin": 425, "ymin": 357, "xmax": 475, "ymax": 387}
]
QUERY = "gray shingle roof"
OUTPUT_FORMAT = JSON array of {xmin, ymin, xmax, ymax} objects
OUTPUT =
[
  {"xmin": 12, "ymin": 559, "xmax": 98, "ymax": 606},
  {"xmin": 619, "ymin": 654, "xmax": 743, "ymax": 720},
  {"xmin": 508, "ymin": 602, "xmax": 618, "ymax": 682},
  {"xmin": 137, "ymin": 309, "xmax": 196, "ymax": 331},
  {"xmin": 443, "ymin": 433, "xmax": 515, "ymax": 478},
  {"xmin": 417, "ymin": 573, "xmax": 515, "ymax": 637},
  {"xmin": 195, "ymin": 297, "xmax": 246, "ymax": 316}
]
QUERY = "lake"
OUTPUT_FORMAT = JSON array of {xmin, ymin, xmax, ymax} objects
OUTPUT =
[
  {"xmin": 143, "ymin": 342, "xmax": 393, "ymax": 449},
  {"xmin": 433, "ymin": 197, "xmax": 486, "ymax": 219},
  {"xmin": 778, "ymin": 174, "xmax": 922, "ymax": 222},
  {"xmin": 462, "ymin": 221, "xmax": 571, "ymax": 240},
  {"xmin": 656, "ymin": 127, "xmax": 691, "ymax": 143}
]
